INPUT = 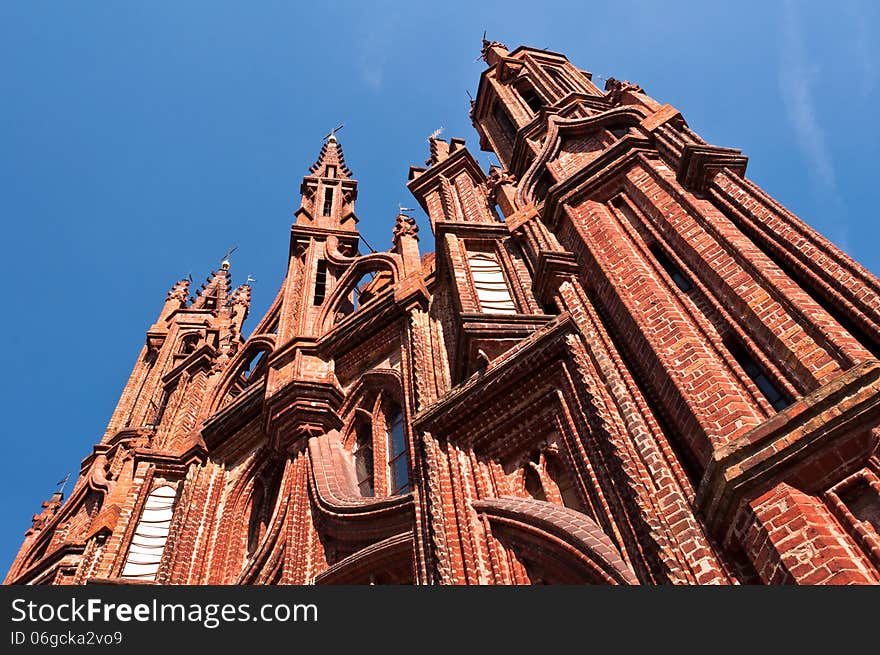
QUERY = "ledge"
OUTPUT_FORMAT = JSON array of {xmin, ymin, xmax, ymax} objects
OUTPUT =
[{"xmin": 696, "ymin": 359, "xmax": 880, "ymax": 543}]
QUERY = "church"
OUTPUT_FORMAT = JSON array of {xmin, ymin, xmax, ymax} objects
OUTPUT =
[{"xmin": 7, "ymin": 39, "xmax": 880, "ymax": 585}]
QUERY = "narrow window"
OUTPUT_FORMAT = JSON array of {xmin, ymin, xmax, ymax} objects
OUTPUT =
[
  {"xmin": 533, "ymin": 169, "xmax": 554, "ymax": 201},
  {"xmin": 515, "ymin": 79, "xmax": 543, "ymax": 114},
  {"xmin": 727, "ymin": 341, "xmax": 790, "ymax": 411},
  {"xmin": 524, "ymin": 465, "xmax": 547, "ymax": 502},
  {"xmin": 546, "ymin": 457, "xmax": 587, "ymax": 515},
  {"xmin": 354, "ymin": 421, "xmax": 375, "ymax": 497},
  {"xmin": 650, "ymin": 243, "xmax": 693, "ymax": 292},
  {"xmin": 325, "ymin": 165, "xmax": 336, "ymax": 178},
  {"xmin": 121, "ymin": 485, "xmax": 177, "ymax": 581},
  {"xmin": 322, "ymin": 187, "xmax": 334, "ymax": 216},
  {"xmin": 247, "ymin": 481, "xmax": 266, "ymax": 556},
  {"xmin": 467, "ymin": 250, "xmax": 516, "ymax": 314},
  {"xmin": 313, "ymin": 259, "xmax": 328, "ymax": 305},
  {"xmin": 386, "ymin": 405, "xmax": 410, "ymax": 495},
  {"xmin": 178, "ymin": 333, "xmax": 199, "ymax": 355},
  {"xmin": 493, "ymin": 101, "xmax": 517, "ymax": 145}
]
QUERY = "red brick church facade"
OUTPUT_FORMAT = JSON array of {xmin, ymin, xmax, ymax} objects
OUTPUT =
[{"xmin": 8, "ymin": 40, "xmax": 880, "ymax": 585}]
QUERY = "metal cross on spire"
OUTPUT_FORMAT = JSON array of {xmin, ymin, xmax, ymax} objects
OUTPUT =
[
  {"xmin": 323, "ymin": 123, "xmax": 345, "ymax": 142},
  {"xmin": 398, "ymin": 202, "xmax": 415, "ymax": 215},
  {"xmin": 55, "ymin": 473, "xmax": 71, "ymax": 496}
]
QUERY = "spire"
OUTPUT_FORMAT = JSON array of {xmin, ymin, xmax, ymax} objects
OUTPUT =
[
  {"xmin": 296, "ymin": 135, "xmax": 359, "ymax": 232},
  {"xmin": 191, "ymin": 267, "xmax": 232, "ymax": 311},
  {"xmin": 308, "ymin": 134, "xmax": 353, "ymax": 180}
]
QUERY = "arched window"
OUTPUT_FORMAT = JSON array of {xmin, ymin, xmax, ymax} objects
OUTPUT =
[
  {"xmin": 344, "ymin": 385, "xmax": 411, "ymax": 498},
  {"xmin": 524, "ymin": 464, "xmax": 547, "ymax": 502},
  {"xmin": 353, "ymin": 420, "xmax": 375, "ymax": 497},
  {"xmin": 493, "ymin": 101, "xmax": 517, "ymax": 147},
  {"xmin": 515, "ymin": 79, "xmax": 543, "ymax": 114},
  {"xmin": 246, "ymin": 464, "xmax": 283, "ymax": 557},
  {"xmin": 178, "ymin": 333, "xmax": 199, "ymax": 355},
  {"xmin": 467, "ymin": 250, "xmax": 516, "ymax": 314},
  {"xmin": 121, "ymin": 485, "xmax": 177, "ymax": 581},
  {"xmin": 386, "ymin": 404, "xmax": 410, "ymax": 495},
  {"xmin": 546, "ymin": 456, "xmax": 587, "ymax": 514}
]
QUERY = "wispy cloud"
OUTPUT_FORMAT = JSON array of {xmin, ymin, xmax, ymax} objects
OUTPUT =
[
  {"xmin": 355, "ymin": 5, "xmax": 399, "ymax": 91},
  {"xmin": 779, "ymin": 0, "xmax": 836, "ymax": 190},
  {"xmin": 847, "ymin": 0, "xmax": 876, "ymax": 97}
]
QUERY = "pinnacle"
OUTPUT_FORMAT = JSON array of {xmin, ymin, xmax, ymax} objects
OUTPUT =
[{"xmin": 308, "ymin": 137, "xmax": 353, "ymax": 179}]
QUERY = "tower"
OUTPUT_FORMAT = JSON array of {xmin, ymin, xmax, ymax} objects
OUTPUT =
[{"xmin": 7, "ymin": 40, "xmax": 880, "ymax": 586}]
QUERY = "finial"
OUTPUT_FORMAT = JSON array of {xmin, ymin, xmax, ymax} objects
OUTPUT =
[
  {"xmin": 245, "ymin": 274, "xmax": 257, "ymax": 285},
  {"xmin": 221, "ymin": 245, "xmax": 238, "ymax": 270},
  {"xmin": 323, "ymin": 123, "xmax": 345, "ymax": 143},
  {"xmin": 56, "ymin": 473, "xmax": 71, "ymax": 496},
  {"xmin": 393, "ymin": 210, "xmax": 419, "ymax": 244},
  {"xmin": 428, "ymin": 127, "xmax": 444, "ymax": 141}
]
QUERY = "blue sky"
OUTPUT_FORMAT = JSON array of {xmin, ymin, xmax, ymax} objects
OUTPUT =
[{"xmin": 1, "ymin": 0, "xmax": 878, "ymax": 573}]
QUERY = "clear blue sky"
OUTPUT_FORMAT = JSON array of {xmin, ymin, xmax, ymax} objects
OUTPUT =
[{"xmin": 2, "ymin": 1, "xmax": 878, "ymax": 573}]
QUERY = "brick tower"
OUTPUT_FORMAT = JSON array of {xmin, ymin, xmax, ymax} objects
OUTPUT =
[{"xmin": 7, "ymin": 41, "xmax": 880, "ymax": 585}]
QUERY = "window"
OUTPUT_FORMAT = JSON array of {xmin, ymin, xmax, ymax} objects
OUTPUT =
[
  {"xmin": 493, "ymin": 101, "xmax": 517, "ymax": 145},
  {"xmin": 354, "ymin": 421, "xmax": 374, "ymax": 497},
  {"xmin": 468, "ymin": 250, "xmax": 516, "ymax": 314},
  {"xmin": 546, "ymin": 457, "xmax": 587, "ymax": 514},
  {"xmin": 121, "ymin": 485, "xmax": 177, "ymax": 581},
  {"xmin": 524, "ymin": 465, "xmax": 547, "ymax": 502},
  {"xmin": 727, "ymin": 340, "xmax": 790, "ymax": 411},
  {"xmin": 178, "ymin": 333, "xmax": 199, "ymax": 355},
  {"xmin": 313, "ymin": 259, "xmax": 328, "ymax": 305},
  {"xmin": 387, "ymin": 404, "xmax": 410, "ymax": 495},
  {"xmin": 247, "ymin": 465, "xmax": 282, "ymax": 556},
  {"xmin": 515, "ymin": 79, "xmax": 543, "ymax": 114},
  {"xmin": 322, "ymin": 187, "xmax": 334, "ymax": 216},
  {"xmin": 346, "ymin": 389, "xmax": 410, "ymax": 498},
  {"xmin": 325, "ymin": 165, "xmax": 336, "ymax": 178},
  {"xmin": 649, "ymin": 243, "xmax": 693, "ymax": 292},
  {"xmin": 533, "ymin": 169, "xmax": 554, "ymax": 201}
]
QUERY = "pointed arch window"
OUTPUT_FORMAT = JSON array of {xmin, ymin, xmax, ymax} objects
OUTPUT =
[
  {"xmin": 121, "ymin": 485, "xmax": 177, "ymax": 581},
  {"xmin": 386, "ymin": 404, "xmax": 410, "ymax": 495},
  {"xmin": 515, "ymin": 79, "xmax": 543, "ymax": 114},
  {"xmin": 519, "ymin": 446, "xmax": 589, "ymax": 517},
  {"xmin": 467, "ymin": 250, "xmax": 517, "ymax": 314},
  {"xmin": 354, "ymin": 420, "xmax": 375, "ymax": 497},
  {"xmin": 345, "ymin": 386, "xmax": 411, "ymax": 498},
  {"xmin": 492, "ymin": 101, "xmax": 517, "ymax": 147}
]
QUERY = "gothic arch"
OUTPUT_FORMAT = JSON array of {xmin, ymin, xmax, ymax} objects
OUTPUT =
[
  {"xmin": 473, "ymin": 496, "xmax": 638, "ymax": 584},
  {"xmin": 515, "ymin": 106, "xmax": 646, "ymax": 208},
  {"xmin": 207, "ymin": 334, "xmax": 275, "ymax": 414},
  {"xmin": 316, "ymin": 253, "xmax": 401, "ymax": 333}
]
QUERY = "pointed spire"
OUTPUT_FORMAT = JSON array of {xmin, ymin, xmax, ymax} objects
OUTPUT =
[
  {"xmin": 158, "ymin": 278, "xmax": 190, "ymax": 320},
  {"xmin": 296, "ymin": 135, "xmax": 359, "ymax": 231},
  {"xmin": 308, "ymin": 135, "xmax": 353, "ymax": 180},
  {"xmin": 191, "ymin": 267, "xmax": 232, "ymax": 311}
]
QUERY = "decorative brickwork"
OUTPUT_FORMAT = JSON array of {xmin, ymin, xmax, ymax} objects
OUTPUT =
[{"xmin": 7, "ymin": 41, "xmax": 880, "ymax": 585}]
